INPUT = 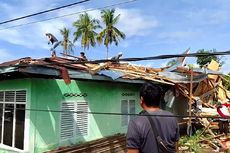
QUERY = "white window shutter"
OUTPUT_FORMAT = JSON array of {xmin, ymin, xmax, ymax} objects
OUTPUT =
[
  {"xmin": 76, "ymin": 102, "xmax": 88, "ymax": 136},
  {"xmin": 60, "ymin": 102, "xmax": 75, "ymax": 140}
]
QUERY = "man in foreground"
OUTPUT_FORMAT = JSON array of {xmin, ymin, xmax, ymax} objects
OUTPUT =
[{"xmin": 126, "ymin": 82, "xmax": 179, "ymax": 153}]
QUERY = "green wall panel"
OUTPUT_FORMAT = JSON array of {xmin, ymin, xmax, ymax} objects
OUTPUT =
[{"xmin": 0, "ymin": 78, "xmax": 142, "ymax": 153}]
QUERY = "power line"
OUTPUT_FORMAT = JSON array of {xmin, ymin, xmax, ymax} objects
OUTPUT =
[
  {"xmin": 0, "ymin": 50, "xmax": 229, "ymax": 68},
  {"xmin": 0, "ymin": 0, "xmax": 90, "ymax": 25},
  {"xmin": 0, "ymin": 0, "xmax": 138, "ymax": 31},
  {"xmin": 0, "ymin": 50, "xmax": 228, "ymax": 68},
  {"xmin": 3, "ymin": 106, "xmax": 227, "ymax": 119}
]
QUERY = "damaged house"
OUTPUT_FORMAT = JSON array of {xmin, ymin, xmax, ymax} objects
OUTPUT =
[{"xmin": 0, "ymin": 56, "xmax": 228, "ymax": 153}]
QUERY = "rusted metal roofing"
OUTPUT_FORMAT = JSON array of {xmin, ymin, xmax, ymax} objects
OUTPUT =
[
  {"xmin": 0, "ymin": 56, "xmax": 223, "ymax": 85},
  {"xmin": 0, "ymin": 56, "xmax": 172, "ymax": 84}
]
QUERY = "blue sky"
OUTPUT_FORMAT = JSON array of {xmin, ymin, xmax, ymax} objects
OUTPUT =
[{"xmin": 0, "ymin": 0, "xmax": 230, "ymax": 73}]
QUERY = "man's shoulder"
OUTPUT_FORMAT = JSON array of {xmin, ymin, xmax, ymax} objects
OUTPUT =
[
  {"xmin": 130, "ymin": 115, "xmax": 148, "ymax": 127},
  {"xmin": 160, "ymin": 110, "xmax": 174, "ymax": 115}
]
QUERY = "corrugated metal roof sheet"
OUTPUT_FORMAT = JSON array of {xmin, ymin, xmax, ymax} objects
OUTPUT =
[{"xmin": 98, "ymin": 70, "xmax": 124, "ymax": 80}]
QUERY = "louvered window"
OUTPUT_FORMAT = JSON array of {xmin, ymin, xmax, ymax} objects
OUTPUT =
[
  {"xmin": 60, "ymin": 102, "xmax": 88, "ymax": 141},
  {"xmin": 0, "ymin": 90, "xmax": 26, "ymax": 150},
  {"xmin": 60, "ymin": 103, "xmax": 74, "ymax": 140},
  {"xmin": 121, "ymin": 100, "xmax": 135, "ymax": 126},
  {"xmin": 76, "ymin": 102, "xmax": 88, "ymax": 136}
]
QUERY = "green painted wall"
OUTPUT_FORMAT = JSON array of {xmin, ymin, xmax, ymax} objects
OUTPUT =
[
  {"xmin": 30, "ymin": 79, "xmax": 141, "ymax": 153},
  {"xmin": 0, "ymin": 78, "xmax": 142, "ymax": 153}
]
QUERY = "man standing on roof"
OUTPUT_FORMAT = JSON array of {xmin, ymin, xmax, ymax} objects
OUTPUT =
[
  {"xmin": 45, "ymin": 33, "xmax": 61, "ymax": 57},
  {"xmin": 126, "ymin": 82, "xmax": 179, "ymax": 153}
]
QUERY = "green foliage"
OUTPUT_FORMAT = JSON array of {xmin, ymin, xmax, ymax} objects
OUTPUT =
[
  {"xmin": 60, "ymin": 27, "xmax": 74, "ymax": 56},
  {"xmin": 179, "ymin": 130, "xmax": 202, "ymax": 152},
  {"xmin": 97, "ymin": 9, "xmax": 126, "ymax": 58},
  {"xmin": 223, "ymin": 73, "xmax": 230, "ymax": 90},
  {"xmin": 196, "ymin": 49, "xmax": 223, "ymax": 68},
  {"xmin": 73, "ymin": 13, "xmax": 101, "ymax": 51},
  {"xmin": 166, "ymin": 59, "xmax": 177, "ymax": 67}
]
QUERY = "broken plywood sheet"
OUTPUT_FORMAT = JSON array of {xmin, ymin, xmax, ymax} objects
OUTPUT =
[
  {"xmin": 217, "ymin": 81, "xmax": 228, "ymax": 102},
  {"xmin": 207, "ymin": 60, "xmax": 220, "ymax": 80},
  {"xmin": 193, "ymin": 79, "xmax": 215, "ymax": 103},
  {"xmin": 89, "ymin": 62, "xmax": 112, "ymax": 74},
  {"xmin": 109, "ymin": 64, "xmax": 161, "ymax": 74}
]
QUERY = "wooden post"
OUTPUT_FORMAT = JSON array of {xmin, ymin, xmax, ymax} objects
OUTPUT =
[{"xmin": 187, "ymin": 70, "xmax": 193, "ymax": 136}]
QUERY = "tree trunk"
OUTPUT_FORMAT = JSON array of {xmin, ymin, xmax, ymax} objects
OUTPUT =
[{"xmin": 106, "ymin": 46, "xmax": 109, "ymax": 59}]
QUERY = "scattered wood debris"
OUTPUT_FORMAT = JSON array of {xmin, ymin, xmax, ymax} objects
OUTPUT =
[{"xmin": 45, "ymin": 134, "xmax": 126, "ymax": 153}]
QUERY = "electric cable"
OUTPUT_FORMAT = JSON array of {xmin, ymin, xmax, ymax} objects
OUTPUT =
[
  {"xmin": 0, "ymin": 50, "xmax": 229, "ymax": 68},
  {"xmin": 2, "ymin": 106, "xmax": 228, "ymax": 119},
  {"xmin": 0, "ymin": 0, "xmax": 90, "ymax": 25},
  {"xmin": 0, "ymin": 0, "xmax": 138, "ymax": 31}
]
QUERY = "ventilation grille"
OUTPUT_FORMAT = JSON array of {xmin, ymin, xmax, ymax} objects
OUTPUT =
[
  {"xmin": 60, "ymin": 102, "xmax": 89, "ymax": 141},
  {"xmin": 0, "ymin": 90, "xmax": 26, "ymax": 103},
  {"xmin": 16, "ymin": 90, "xmax": 26, "ymax": 103},
  {"xmin": 60, "ymin": 102, "xmax": 74, "ymax": 140},
  {"xmin": 76, "ymin": 102, "xmax": 88, "ymax": 136},
  {"xmin": 5, "ymin": 91, "xmax": 15, "ymax": 102}
]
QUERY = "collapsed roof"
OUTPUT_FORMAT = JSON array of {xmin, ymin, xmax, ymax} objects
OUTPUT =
[{"xmin": 0, "ymin": 56, "xmax": 229, "ymax": 104}]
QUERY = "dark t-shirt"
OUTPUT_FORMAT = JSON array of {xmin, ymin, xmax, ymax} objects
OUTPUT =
[{"xmin": 126, "ymin": 110, "xmax": 179, "ymax": 153}]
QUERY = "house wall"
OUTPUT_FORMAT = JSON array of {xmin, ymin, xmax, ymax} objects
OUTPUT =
[
  {"xmin": 29, "ymin": 79, "xmax": 141, "ymax": 153},
  {"xmin": 0, "ymin": 78, "xmax": 187, "ymax": 153}
]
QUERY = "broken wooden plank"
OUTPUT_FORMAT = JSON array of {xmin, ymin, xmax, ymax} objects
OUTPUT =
[
  {"xmin": 89, "ymin": 62, "xmax": 112, "ymax": 74},
  {"xmin": 198, "ymin": 134, "xmax": 225, "ymax": 143}
]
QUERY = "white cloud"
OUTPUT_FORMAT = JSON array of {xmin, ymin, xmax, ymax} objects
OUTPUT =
[
  {"xmin": 0, "ymin": 2, "xmax": 85, "ymax": 50},
  {"xmin": 116, "ymin": 8, "xmax": 158, "ymax": 37},
  {"xmin": 0, "ymin": 3, "xmax": 158, "ymax": 51}
]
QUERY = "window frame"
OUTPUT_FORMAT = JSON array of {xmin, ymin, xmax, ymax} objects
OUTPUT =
[
  {"xmin": 121, "ymin": 99, "xmax": 136, "ymax": 127},
  {"xmin": 0, "ymin": 89, "xmax": 27, "ymax": 152}
]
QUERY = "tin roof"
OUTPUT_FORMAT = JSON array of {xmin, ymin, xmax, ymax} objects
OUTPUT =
[{"xmin": 0, "ymin": 56, "xmax": 222, "ymax": 85}]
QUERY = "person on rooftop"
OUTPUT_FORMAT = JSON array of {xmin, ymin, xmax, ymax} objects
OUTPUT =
[
  {"xmin": 79, "ymin": 52, "xmax": 87, "ymax": 61},
  {"xmin": 45, "ymin": 33, "xmax": 61, "ymax": 57}
]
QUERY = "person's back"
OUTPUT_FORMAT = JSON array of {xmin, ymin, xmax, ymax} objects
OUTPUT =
[
  {"xmin": 127, "ymin": 110, "xmax": 179, "ymax": 153},
  {"xmin": 126, "ymin": 82, "xmax": 179, "ymax": 153}
]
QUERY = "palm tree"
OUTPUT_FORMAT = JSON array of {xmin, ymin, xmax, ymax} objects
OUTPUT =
[
  {"xmin": 73, "ymin": 13, "xmax": 101, "ymax": 52},
  {"xmin": 97, "ymin": 9, "xmax": 126, "ymax": 59},
  {"xmin": 60, "ymin": 27, "xmax": 74, "ymax": 56}
]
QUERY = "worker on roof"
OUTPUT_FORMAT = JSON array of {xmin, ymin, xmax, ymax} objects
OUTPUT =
[
  {"xmin": 45, "ymin": 33, "xmax": 61, "ymax": 57},
  {"xmin": 110, "ymin": 52, "xmax": 123, "ymax": 63},
  {"xmin": 79, "ymin": 52, "xmax": 87, "ymax": 61}
]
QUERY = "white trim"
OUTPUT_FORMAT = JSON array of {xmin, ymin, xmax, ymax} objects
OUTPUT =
[
  {"xmin": 0, "ymin": 144, "xmax": 27, "ymax": 153},
  {"xmin": 0, "ymin": 89, "xmax": 27, "ymax": 152},
  {"xmin": 1, "ymin": 93, "xmax": 5, "ymax": 143},
  {"xmin": 12, "ymin": 92, "xmax": 16, "ymax": 148}
]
